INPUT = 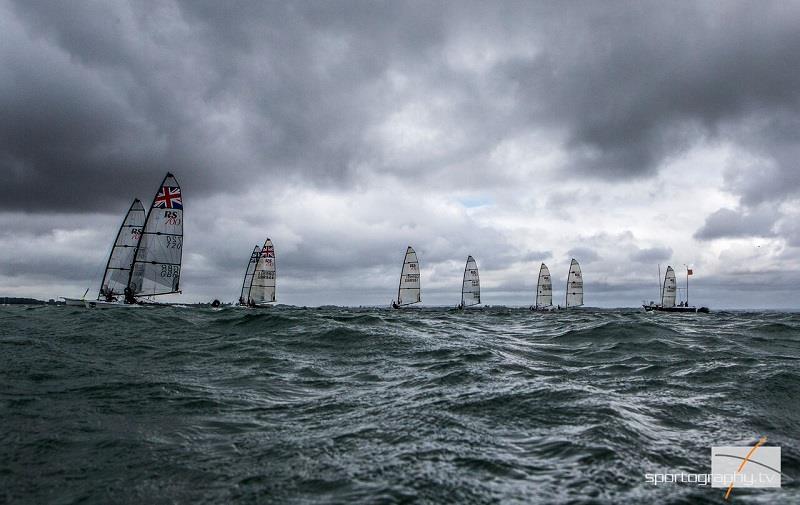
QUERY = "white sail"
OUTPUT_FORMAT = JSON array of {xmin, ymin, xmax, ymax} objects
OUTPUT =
[
  {"xmin": 461, "ymin": 255, "xmax": 480, "ymax": 307},
  {"xmin": 397, "ymin": 246, "xmax": 421, "ymax": 306},
  {"xmin": 239, "ymin": 245, "xmax": 260, "ymax": 304},
  {"xmin": 128, "ymin": 173, "xmax": 183, "ymax": 298},
  {"xmin": 565, "ymin": 258, "xmax": 583, "ymax": 307},
  {"xmin": 98, "ymin": 199, "xmax": 146, "ymax": 301},
  {"xmin": 249, "ymin": 238, "xmax": 276, "ymax": 304},
  {"xmin": 662, "ymin": 265, "xmax": 677, "ymax": 307},
  {"xmin": 535, "ymin": 263, "xmax": 553, "ymax": 308}
]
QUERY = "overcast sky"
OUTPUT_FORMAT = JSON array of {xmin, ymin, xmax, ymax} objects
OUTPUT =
[{"xmin": 2, "ymin": 0, "xmax": 799, "ymax": 308}]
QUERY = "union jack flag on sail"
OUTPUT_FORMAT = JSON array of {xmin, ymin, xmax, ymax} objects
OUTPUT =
[
  {"xmin": 262, "ymin": 245, "xmax": 274, "ymax": 258},
  {"xmin": 154, "ymin": 187, "xmax": 182, "ymax": 209}
]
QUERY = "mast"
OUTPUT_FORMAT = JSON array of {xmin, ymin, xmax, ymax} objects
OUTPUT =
[
  {"xmin": 461, "ymin": 259, "xmax": 467, "ymax": 307},
  {"xmin": 565, "ymin": 260, "xmax": 570, "ymax": 307},
  {"xmin": 658, "ymin": 264, "xmax": 662, "ymax": 303},
  {"xmin": 397, "ymin": 258, "xmax": 402, "ymax": 305},
  {"xmin": 536, "ymin": 263, "xmax": 542, "ymax": 308},
  {"xmin": 126, "ymin": 172, "xmax": 183, "ymax": 300}
]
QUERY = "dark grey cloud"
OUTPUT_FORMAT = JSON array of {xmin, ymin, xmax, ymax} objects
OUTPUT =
[
  {"xmin": 778, "ymin": 219, "xmax": 800, "ymax": 248},
  {"xmin": 694, "ymin": 207, "xmax": 778, "ymax": 241},
  {"xmin": 629, "ymin": 246, "xmax": 673, "ymax": 264},
  {"xmin": 4, "ymin": 1, "xmax": 800, "ymax": 213},
  {"xmin": 721, "ymin": 116, "xmax": 800, "ymax": 206},
  {"xmin": 566, "ymin": 247, "xmax": 599, "ymax": 264},
  {"xmin": 519, "ymin": 250, "xmax": 552, "ymax": 263},
  {"xmin": 500, "ymin": 2, "xmax": 800, "ymax": 180}
]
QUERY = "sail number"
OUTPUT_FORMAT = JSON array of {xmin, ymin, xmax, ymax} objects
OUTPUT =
[
  {"xmin": 257, "ymin": 271, "xmax": 275, "ymax": 279},
  {"xmin": 166, "ymin": 236, "xmax": 182, "ymax": 249},
  {"xmin": 160, "ymin": 265, "xmax": 180, "ymax": 278},
  {"xmin": 405, "ymin": 274, "xmax": 420, "ymax": 282}
]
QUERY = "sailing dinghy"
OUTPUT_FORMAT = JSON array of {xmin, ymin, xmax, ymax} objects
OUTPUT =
[
  {"xmin": 87, "ymin": 172, "xmax": 183, "ymax": 307},
  {"xmin": 237, "ymin": 245, "xmax": 261, "ymax": 306},
  {"xmin": 530, "ymin": 263, "xmax": 555, "ymax": 311},
  {"xmin": 643, "ymin": 265, "xmax": 709, "ymax": 313},
  {"xmin": 391, "ymin": 246, "xmax": 420, "ymax": 308},
  {"xmin": 245, "ymin": 238, "xmax": 276, "ymax": 307},
  {"xmin": 565, "ymin": 258, "xmax": 584, "ymax": 309},
  {"xmin": 457, "ymin": 255, "xmax": 480, "ymax": 309},
  {"xmin": 63, "ymin": 199, "xmax": 146, "ymax": 307}
]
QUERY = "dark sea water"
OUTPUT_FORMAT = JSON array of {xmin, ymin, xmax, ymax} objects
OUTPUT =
[{"xmin": 1, "ymin": 306, "xmax": 799, "ymax": 504}]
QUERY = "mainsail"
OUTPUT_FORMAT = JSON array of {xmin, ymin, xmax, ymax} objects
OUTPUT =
[
  {"xmin": 239, "ymin": 245, "xmax": 261, "ymax": 304},
  {"xmin": 662, "ymin": 266, "xmax": 677, "ymax": 307},
  {"xmin": 249, "ymin": 238, "xmax": 276, "ymax": 305},
  {"xmin": 461, "ymin": 255, "xmax": 480, "ymax": 307},
  {"xmin": 565, "ymin": 258, "xmax": 583, "ymax": 307},
  {"xmin": 535, "ymin": 263, "xmax": 553, "ymax": 308},
  {"xmin": 98, "ymin": 199, "xmax": 146, "ymax": 301},
  {"xmin": 397, "ymin": 246, "xmax": 421, "ymax": 306},
  {"xmin": 127, "ymin": 173, "xmax": 183, "ymax": 299}
]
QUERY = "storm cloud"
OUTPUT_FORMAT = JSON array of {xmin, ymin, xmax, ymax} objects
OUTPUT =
[
  {"xmin": 694, "ymin": 206, "xmax": 778, "ymax": 241},
  {"xmin": 2, "ymin": 0, "xmax": 800, "ymax": 307}
]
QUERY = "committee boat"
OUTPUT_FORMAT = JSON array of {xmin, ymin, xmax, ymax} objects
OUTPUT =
[
  {"xmin": 457, "ymin": 255, "xmax": 480, "ymax": 309},
  {"xmin": 530, "ymin": 262, "xmax": 555, "ymax": 311},
  {"xmin": 643, "ymin": 265, "xmax": 709, "ymax": 313},
  {"xmin": 565, "ymin": 258, "xmax": 584, "ymax": 309},
  {"xmin": 391, "ymin": 246, "xmax": 420, "ymax": 309}
]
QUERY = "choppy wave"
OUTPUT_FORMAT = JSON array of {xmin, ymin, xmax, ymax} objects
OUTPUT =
[{"xmin": 1, "ymin": 306, "xmax": 798, "ymax": 504}]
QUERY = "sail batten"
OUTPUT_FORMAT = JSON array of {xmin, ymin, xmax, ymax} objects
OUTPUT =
[
  {"xmin": 397, "ymin": 246, "xmax": 421, "ymax": 306},
  {"xmin": 662, "ymin": 266, "xmax": 677, "ymax": 307},
  {"xmin": 248, "ymin": 238, "xmax": 276, "ymax": 305},
  {"xmin": 127, "ymin": 173, "xmax": 184, "ymax": 299},
  {"xmin": 535, "ymin": 263, "xmax": 553, "ymax": 308},
  {"xmin": 565, "ymin": 258, "xmax": 584, "ymax": 307},
  {"xmin": 98, "ymin": 199, "xmax": 146, "ymax": 300},
  {"xmin": 461, "ymin": 255, "xmax": 480, "ymax": 307}
]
